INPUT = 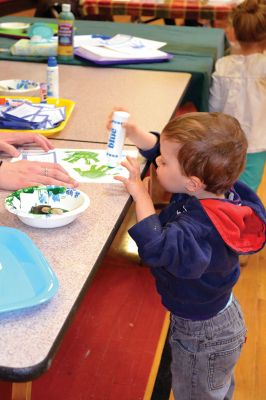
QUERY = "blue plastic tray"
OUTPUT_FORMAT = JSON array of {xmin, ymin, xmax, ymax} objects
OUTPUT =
[{"xmin": 0, "ymin": 227, "xmax": 59, "ymax": 313}]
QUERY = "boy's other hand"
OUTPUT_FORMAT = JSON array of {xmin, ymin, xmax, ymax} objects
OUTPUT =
[
  {"xmin": 114, "ymin": 156, "xmax": 147, "ymax": 201},
  {"xmin": 115, "ymin": 156, "xmax": 156, "ymax": 222}
]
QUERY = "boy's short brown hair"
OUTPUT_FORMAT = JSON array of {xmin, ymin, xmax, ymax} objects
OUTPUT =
[
  {"xmin": 232, "ymin": 0, "xmax": 266, "ymax": 43},
  {"xmin": 162, "ymin": 112, "xmax": 248, "ymax": 195}
]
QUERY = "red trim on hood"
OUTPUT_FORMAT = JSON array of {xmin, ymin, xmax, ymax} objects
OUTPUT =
[{"xmin": 200, "ymin": 199, "xmax": 265, "ymax": 253}]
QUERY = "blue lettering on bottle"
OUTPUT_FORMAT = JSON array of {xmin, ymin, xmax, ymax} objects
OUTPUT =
[
  {"xmin": 106, "ymin": 152, "xmax": 118, "ymax": 158},
  {"xmin": 112, "ymin": 119, "xmax": 122, "ymax": 126},
  {"xmin": 108, "ymin": 128, "xmax": 117, "ymax": 149}
]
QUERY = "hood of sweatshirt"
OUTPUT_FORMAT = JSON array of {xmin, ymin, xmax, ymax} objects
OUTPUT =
[{"xmin": 199, "ymin": 181, "xmax": 265, "ymax": 254}]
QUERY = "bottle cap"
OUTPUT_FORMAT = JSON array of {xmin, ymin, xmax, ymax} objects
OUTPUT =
[
  {"xmin": 28, "ymin": 22, "xmax": 54, "ymax": 41},
  {"xmin": 48, "ymin": 56, "xmax": 57, "ymax": 67},
  {"xmin": 62, "ymin": 3, "xmax": 71, "ymax": 12},
  {"xmin": 113, "ymin": 111, "xmax": 130, "ymax": 123}
]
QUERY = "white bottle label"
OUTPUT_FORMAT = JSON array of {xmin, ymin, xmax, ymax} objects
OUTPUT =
[
  {"xmin": 47, "ymin": 68, "xmax": 59, "ymax": 98},
  {"xmin": 106, "ymin": 111, "xmax": 130, "ymax": 167}
]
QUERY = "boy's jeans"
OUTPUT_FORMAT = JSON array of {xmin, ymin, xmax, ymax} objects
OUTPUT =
[{"xmin": 169, "ymin": 297, "xmax": 246, "ymax": 400}]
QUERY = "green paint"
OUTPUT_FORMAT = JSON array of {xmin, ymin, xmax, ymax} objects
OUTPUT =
[
  {"xmin": 63, "ymin": 151, "xmax": 119, "ymax": 179},
  {"xmin": 63, "ymin": 151, "xmax": 99, "ymax": 165},
  {"xmin": 5, "ymin": 186, "xmax": 39, "ymax": 205},
  {"xmin": 74, "ymin": 165, "xmax": 117, "ymax": 179},
  {"xmin": 5, "ymin": 186, "xmax": 66, "ymax": 206}
]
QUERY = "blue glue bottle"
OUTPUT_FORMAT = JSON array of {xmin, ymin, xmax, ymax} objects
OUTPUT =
[{"xmin": 47, "ymin": 56, "xmax": 59, "ymax": 98}]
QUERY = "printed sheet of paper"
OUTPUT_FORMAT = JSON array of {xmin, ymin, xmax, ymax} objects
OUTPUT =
[{"xmin": 14, "ymin": 148, "xmax": 139, "ymax": 184}]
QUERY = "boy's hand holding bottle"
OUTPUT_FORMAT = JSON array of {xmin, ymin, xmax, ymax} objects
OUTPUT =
[
  {"xmin": 106, "ymin": 108, "xmax": 158, "ymax": 150},
  {"xmin": 107, "ymin": 108, "xmax": 156, "ymax": 221}
]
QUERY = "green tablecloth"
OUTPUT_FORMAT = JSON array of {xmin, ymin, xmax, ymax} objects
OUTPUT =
[{"xmin": 0, "ymin": 16, "xmax": 228, "ymax": 111}]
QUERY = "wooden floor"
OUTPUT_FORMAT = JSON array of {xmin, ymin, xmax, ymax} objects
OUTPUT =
[
  {"xmin": 233, "ymin": 172, "xmax": 266, "ymax": 400},
  {"xmin": 234, "ymin": 248, "xmax": 266, "ymax": 400},
  {"xmin": 2, "ymin": 9, "xmax": 266, "ymax": 399}
]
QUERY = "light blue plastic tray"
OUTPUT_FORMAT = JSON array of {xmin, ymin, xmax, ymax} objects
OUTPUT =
[{"xmin": 0, "ymin": 227, "xmax": 59, "ymax": 313}]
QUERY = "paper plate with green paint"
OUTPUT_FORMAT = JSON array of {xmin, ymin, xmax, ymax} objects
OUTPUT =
[{"xmin": 5, "ymin": 186, "xmax": 90, "ymax": 228}]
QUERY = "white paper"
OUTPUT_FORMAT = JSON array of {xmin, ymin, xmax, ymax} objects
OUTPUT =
[
  {"xmin": 74, "ymin": 34, "xmax": 166, "ymax": 52},
  {"xmin": 76, "ymin": 33, "xmax": 167, "ymax": 60},
  {"xmin": 74, "ymin": 35, "xmax": 107, "ymax": 47},
  {"xmin": 4, "ymin": 103, "xmax": 39, "ymax": 119},
  {"xmin": 104, "ymin": 34, "xmax": 166, "ymax": 53},
  {"xmin": 79, "ymin": 44, "xmax": 167, "ymax": 60},
  {"xmin": 24, "ymin": 115, "xmax": 47, "ymax": 123},
  {"xmin": 13, "ymin": 148, "xmax": 139, "ymax": 184},
  {"xmin": 38, "ymin": 107, "xmax": 65, "ymax": 125}
]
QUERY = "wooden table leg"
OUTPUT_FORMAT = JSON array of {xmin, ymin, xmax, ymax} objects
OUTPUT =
[{"xmin": 11, "ymin": 382, "xmax": 32, "ymax": 400}]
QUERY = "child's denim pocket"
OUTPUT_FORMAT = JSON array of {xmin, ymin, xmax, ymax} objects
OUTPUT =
[
  {"xmin": 169, "ymin": 298, "xmax": 247, "ymax": 399},
  {"xmin": 207, "ymin": 330, "xmax": 246, "ymax": 391}
]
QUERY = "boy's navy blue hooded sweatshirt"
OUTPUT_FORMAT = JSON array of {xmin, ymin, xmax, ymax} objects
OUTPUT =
[{"xmin": 129, "ymin": 139, "xmax": 266, "ymax": 321}]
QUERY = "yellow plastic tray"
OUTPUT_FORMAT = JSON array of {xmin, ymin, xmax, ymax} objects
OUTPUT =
[{"xmin": 0, "ymin": 96, "xmax": 75, "ymax": 137}]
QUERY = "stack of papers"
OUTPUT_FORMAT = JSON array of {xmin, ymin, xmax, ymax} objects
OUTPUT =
[
  {"xmin": 74, "ymin": 34, "xmax": 173, "ymax": 65},
  {"xmin": 0, "ymin": 100, "xmax": 65, "ymax": 130}
]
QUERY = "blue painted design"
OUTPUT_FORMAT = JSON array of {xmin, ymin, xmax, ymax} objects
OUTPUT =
[
  {"xmin": 38, "ymin": 192, "xmax": 47, "ymax": 204},
  {"xmin": 66, "ymin": 189, "xmax": 73, "ymax": 197},
  {"xmin": 50, "ymin": 193, "xmax": 60, "ymax": 202}
]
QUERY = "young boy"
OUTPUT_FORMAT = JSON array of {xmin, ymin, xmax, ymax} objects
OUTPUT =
[{"xmin": 114, "ymin": 112, "xmax": 266, "ymax": 400}]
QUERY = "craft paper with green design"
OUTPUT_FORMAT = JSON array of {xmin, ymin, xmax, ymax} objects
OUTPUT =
[{"xmin": 13, "ymin": 148, "xmax": 138, "ymax": 183}]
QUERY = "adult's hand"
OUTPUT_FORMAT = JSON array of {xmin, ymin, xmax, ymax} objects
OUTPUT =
[
  {"xmin": 0, "ymin": 160, "xmax": 78, "ymax": 191},
  {"xmin": 0, "ymin": 132, "xmax": 54, "ymax": 157}
]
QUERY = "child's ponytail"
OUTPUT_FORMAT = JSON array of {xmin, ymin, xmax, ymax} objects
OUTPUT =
[
  {"xmin": 232, "ymin": 0, "xmax": 266, "ymax": 43},
  {"xmin": 244, "ymin": 0, "xmax": 259, "ymax": 13}
]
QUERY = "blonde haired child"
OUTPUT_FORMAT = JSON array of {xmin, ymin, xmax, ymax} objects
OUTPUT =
[{"xmin": 209, "ymin": 0, "xmax": 266, "ymax": 192}]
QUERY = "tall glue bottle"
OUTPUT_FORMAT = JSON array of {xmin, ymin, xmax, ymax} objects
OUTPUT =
[
  {"xmin": 58, "ymin": 3, "xmax": 75, "ymax": 60},
  {"xmin": 47, "ymin": 56, "xmax": 59, "ymax": 98},
  {"xmin": 106, "ymin": 111, "xmax": 130, "ymax": 167}
]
